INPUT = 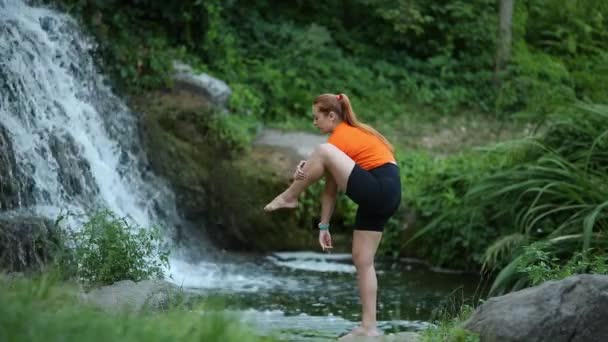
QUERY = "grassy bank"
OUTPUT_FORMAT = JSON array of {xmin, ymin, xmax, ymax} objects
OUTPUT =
[{"xmin": 0, "ymin": 275, "xmax": 273, "ymax": 342}]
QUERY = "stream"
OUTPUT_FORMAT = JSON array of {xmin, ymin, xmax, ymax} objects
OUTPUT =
[{"xmin": 168, "ymin": 251, "xmax": 479, "ymax": 341}]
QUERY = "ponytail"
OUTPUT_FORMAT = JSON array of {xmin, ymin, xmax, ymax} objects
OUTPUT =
[{"xmin": 320, "ymin": 93, "xmax": 394, "ymax": 152}]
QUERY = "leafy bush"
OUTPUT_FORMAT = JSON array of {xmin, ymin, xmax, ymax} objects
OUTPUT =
[
  {"xmin": 398, "ymin": 150, "xmax": 513, "ymax": 269},
  {"xmin": 56, "ymin": 210, "xmax": 170, "ymax": 287},
  {"xmin": 497, "ymin": 43, "xmax": 576, "ymax": 120},
  {"xmin": 205, "ymin": 112, "xmax": 258, "ymax": 152},
  {"xmin": 515, "ymin": 242, "xmax": 608, "ymax": 286}
]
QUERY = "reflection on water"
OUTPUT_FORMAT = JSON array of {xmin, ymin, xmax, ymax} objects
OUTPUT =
[{"xmin": 167, "ymin": 251, "xmax": 479, "ymax": 340}]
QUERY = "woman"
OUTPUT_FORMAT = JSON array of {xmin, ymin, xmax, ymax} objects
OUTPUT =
[{"xmin": 264, "ymin": 93, "xmax": 401, "ymax": 338}]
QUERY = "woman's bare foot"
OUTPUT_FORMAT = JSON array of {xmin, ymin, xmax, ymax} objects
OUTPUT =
[
  {"xmin": 263, "ymin": 193, "xmax": 298, "ymax": 212},
  {"xmin": 338, "ymin": 326, "xmax": 381, "ymax": 340}
]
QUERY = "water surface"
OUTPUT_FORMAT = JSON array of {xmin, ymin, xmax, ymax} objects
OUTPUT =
[{"xmin": 168, "ymin": 251, "xmax": 479, "ymax": 340}]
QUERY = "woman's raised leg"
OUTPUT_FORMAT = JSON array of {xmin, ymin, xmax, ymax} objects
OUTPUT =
[{"xmin": 264, "ymin": 143, "xmax": 355, "ymax": 211}]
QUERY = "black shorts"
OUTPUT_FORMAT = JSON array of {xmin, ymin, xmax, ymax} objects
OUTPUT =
[{"xmin": 345, "ymin": 163, "xmax": 401, "ymax": 232}]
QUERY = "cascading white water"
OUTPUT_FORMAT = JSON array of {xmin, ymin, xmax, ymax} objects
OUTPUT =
[
  {"xmin": 0, "ymin": 0, "xmax": 177, "ymax": 227},
  {"xmin": 0, "ymin": 0, "xmax": 281, "ymax": 291}
]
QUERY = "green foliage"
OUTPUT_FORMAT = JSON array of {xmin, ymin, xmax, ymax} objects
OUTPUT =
[
  {"xmin": 0, "ymin": 276, "xmax": 273, "ymax": 342},
  {"xmin": 55, "ymin": 0, "xmax": 608, "ymax": 120},
  {"xmin": 294, "ymin": 182, "xmax": 324, "ymax": 227},
  {"xmin": 474, "ymin": 106, "xmax": 608, "ymax": 291},
  {"xmin": 525, "ymin": 0, "xmax": 608, "ymax": 57},
  {"xmin": 421, "ymin": 304, "xmax": 479, "ymax": 342},
  {"xmin": 54, "ymin": 0, "xmax": 199, "ymax": 92},
  {"xmin": 507, "ymin": 0, "xmax": 608, "ymax": 112},
  {"xmin": 497, "ymin": 42, "xmax": 576, "ymax": 120},
  {"xmin": 402, "ymin": 104, "xmax": 608, "ymax": 282},
  {"xmin": 56, "ymin": 210, "xmax": 170, "ymax": 287},
  {"xmin": 205, "ymin": 112, "xmax": 258, "ymax": 152},
  {"xmin": 294, "ymin": 178, "xmax": 358, "ymax": 234},
  {"xmin": 228, "ymin": 83, "xmax": 265, "ymax": 117},
  {"xmin": 515, "ymin": 242, "xmax": 608, "ymax": 286},
  {"xmin": 399, "ymin": 150, "xmax": 512, "ymax": 269}
]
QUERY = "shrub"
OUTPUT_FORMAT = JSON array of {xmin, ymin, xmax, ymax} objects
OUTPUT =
[
  {"xmin": 515, "ymin": 242, "xmax": 608, "ymax": 286},
  {"xmin": 56, "ymin": 210, "xmax": 170, "ymax": 287},
  {"xmin": 398, "ymin": 150, "xmax": 513, "ymax": 269}
]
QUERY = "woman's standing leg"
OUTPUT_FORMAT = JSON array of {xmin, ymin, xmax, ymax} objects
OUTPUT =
[{"xmin": 351, "ymin": 230, "xmax": 383, "ymax": 336}]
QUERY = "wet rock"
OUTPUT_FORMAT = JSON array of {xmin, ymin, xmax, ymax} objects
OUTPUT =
[
  {"xmin": 172, "ymin": 61, "xmax": 231, "ymax": 106},
  {"xmin": 39, "ymin": 16, "xmax": 56, "ymax": 33},
  {"xmin": 204, "ymin": 152, "xmax": 317, "ymax": 250},
  {"xmin": 81, "ymin": 279, "xmax": 183, "ymax": 313},
  {"xmin": 49, "ymin": 132, "xmax": 98, "ymax": 198},
  {"xmin": 464, "ymin": 274, "xmax": 608, "ymax": 342},
  {"xmin": 0, "ymin": 215, "xmax": 59, "ymax": 272},
  {"xmin": 0, "ymin": 124, "xmax": 35, "ymax": 210}
]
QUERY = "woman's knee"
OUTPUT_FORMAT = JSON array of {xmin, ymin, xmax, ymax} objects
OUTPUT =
[
  {"xmin": 314, "ymin": 143, "xmax": 337, "ymax": 159},
  {"xmin": 352, "ymin": 250, "xmax": 374, "ymax": 269}
]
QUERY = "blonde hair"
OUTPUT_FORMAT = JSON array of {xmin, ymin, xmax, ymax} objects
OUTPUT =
[{"xmin": 313, "ymin": 93, "xmax": 394, "ymax": 152}]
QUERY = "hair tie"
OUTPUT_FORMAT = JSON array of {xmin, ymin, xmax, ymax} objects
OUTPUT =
[{"xmin": 336, "ymin": 94, "xmax": 342, "ymax": 101}]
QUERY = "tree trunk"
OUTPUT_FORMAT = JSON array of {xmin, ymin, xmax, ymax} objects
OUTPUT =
[{"xmin": 495, "ymin": 0, "xmax": 515, "ymax": 87}]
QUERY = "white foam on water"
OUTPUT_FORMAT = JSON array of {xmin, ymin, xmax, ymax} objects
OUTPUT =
[
  {"xmin": 272, "ymin": 251, "xmax": 352, "ymax": 261},
  {"xmin": 267, "ymin": 257, "xmax": 356, "ymax": 274},
  {"xmin": 166, "ymin": 257, "xmax": 291, "ymax": 292},
  {"xmin": 266, "ymin": 251, "xmax": 356, "ymax": 273}
]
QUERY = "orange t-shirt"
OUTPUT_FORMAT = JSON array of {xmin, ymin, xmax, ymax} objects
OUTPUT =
[{"xmin": 328, "ymin": 122, "xmax": 395, "ymax": 170}]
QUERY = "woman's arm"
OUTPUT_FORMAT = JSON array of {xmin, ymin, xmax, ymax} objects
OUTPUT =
[{"xmin": 319, "ymin": 172, "xmax": 338, "ymax": 225}]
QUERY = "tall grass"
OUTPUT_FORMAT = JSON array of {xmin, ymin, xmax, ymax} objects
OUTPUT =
[
  {"xmin": 406, "ymin": 103, "xmax": 608, "ymax": 294},
  {"xmin": 400, "ymin": 149, "xmax": 515, "ymax": 269},
  {"xmin": 0, "ymin": 275, "xmax": 274, "ymax": 342},
  {"xmin": 470, "ymin": 104, "xmax": 608, "ymax": 293},
  {"xmin": 420, "ymin": 296, "xmax": 479, "ymax": 342}
]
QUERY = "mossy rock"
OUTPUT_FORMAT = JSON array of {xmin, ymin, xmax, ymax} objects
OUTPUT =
[
  {"xmin": 205, "ymin": 153, "xmax": 317, "ymax": 250},
  {"xmin": 134, "ymin": 90, "xmax": 318, "ymax": 251}
]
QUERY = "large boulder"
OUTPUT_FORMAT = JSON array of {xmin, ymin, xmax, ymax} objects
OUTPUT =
[
  {"xmin": 464, "ymin": 274, "xmax": 608, "ymax": 341},
  {"xmin": 172, "ymin": 61, "xmax": 232, "ymax": 106}
]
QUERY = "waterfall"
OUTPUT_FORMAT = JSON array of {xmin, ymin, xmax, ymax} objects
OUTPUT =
[{"xmin": 0, "ymin": 0, "xmax": 178, "ymax": 230}]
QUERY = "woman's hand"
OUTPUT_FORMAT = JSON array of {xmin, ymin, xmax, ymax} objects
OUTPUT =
[
  {"xmin": 293, "ymin": 160, "xmax": 307, "ymax": 180},
  {"xmin": 318, "ymin": 230, "xmax": 333, "ymax": 252}
]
